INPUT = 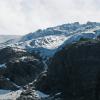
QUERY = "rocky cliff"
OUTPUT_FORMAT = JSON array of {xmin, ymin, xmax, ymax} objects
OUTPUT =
[
  {"xmin": 0, "ymin": 47, "xmax": 44, "ymax": 90},
  {"xmin": 35, "ymin": 39, "xmax": 100, "ymax": 100}
]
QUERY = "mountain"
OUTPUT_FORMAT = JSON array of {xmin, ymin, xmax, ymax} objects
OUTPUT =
[
  {"xmin": 1, "ymin": 22, "xmax": 100, "ymax": 99},
  {"xmin": 1, "ymin": 22, "xmax": 100, "ymax": 60},
  {"xmin": 16, "ymin": 22, "xmax": 100, "ymax": 100},
  {"xmin": 0, "ymin": 47, "xmax": 44, "ymax": 89},
  {"xmin": 31, "ymin": 39, "xmax": 100, "ymax": 100},
  {"xmin": 20, "ymin": 22, "xmax": 100, "ymax": 42}
]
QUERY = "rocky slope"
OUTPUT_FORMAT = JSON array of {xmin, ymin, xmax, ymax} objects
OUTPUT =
[
  {"xmin": 15, "ymin": 22, "xmax": 100, "ymax": 58},
  {"xmin": 1, "ymin": 22, "xmax": 100, "ymax": 59},
  {"xmin": 0, "ymin": 47, "xmax": 44, "ymax": 90},
  {"xmin": 1, "ymin": 22, "xmax": 100, "ymax": 99},
  {"xmin": 34, "ymin": 39, "xmax": 100, "ymax": 100}
]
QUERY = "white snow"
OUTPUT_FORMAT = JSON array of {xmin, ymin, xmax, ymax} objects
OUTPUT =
[
  {"xmin": 13, "ymin": 23, "xmax": 100, "ymax": 58},
  {"xmin": 1, "ymin": 22, "xmax": 100, "ymax": 58},
  {"xmin": 0, "ymin": 64, "xmax": 6, "ymax": 68},
  {"xmin": 0, "ymin": 90, "xmax": 11, "ymax": 94},
  {"xmin": 28, "ymin": 35, "xmax": 67, "ymax": 49},
  {"xmin": 0, "ymin": 89, "xmax": 22, "ymax": 100},
  {"xmin": 20, "ymin": 56, "xmax": 27, "ymax": 60},
  {"xmin": 36, "ymin": 91, "xmax": 49, "ymax": 98},
  {"xmin": 10, "ymin": 31, "xmax": 100, "ymax": 58}
]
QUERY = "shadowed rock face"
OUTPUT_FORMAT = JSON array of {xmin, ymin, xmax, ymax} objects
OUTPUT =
[
  {"xmin": 35, "ymin": 40, "xmax": 100, "ymax": 100},
  {"xmin": 0, "ymin": 47, "xmax": 28, "ymax": 64},
  {"xmin": 0, "ymin": 47, "xmax": 44, "ymax": 89},
  {"xmin": 4, "ymin": 59, "xmax": 44, "ymax": 86}
]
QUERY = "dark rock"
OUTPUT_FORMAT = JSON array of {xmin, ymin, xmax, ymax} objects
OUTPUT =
[
  {"xmin": 0, "ymin": 47, "xmax": 28, "ymax": 64},
  {"xmin": 4, "ymin": 59, "xmax": 44, "ymax": 86},
  {"xmin": 0, "ymin": 47, "xmax": 44, "ymax": 89},
  {"xmin": 35, "ymin": 40, "xmax": 100, "ymax": 100},
  {"xmin": 0, "ymin": 76, "xmax": 19, "ymax": 90}
]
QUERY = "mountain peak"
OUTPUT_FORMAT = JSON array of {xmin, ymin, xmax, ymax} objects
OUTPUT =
[{"xmin": 1, "ymin": 22, "xmax": 100, "ymax": 59}]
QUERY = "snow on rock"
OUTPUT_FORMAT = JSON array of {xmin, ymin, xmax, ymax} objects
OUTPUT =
[
  {"xmin": 13, "ymin": 23, "xmax": 100, "ymax": 58},
  {"xmin": 19, "ymin": 56, "xmax": 28, "ymax": 61},
  {"xmin": 8, "ymin": 35, "xmax": 68, "ymax": 58},
  {"xmin": 0, "ymin": 64, "xmax": 6, "ymax": 68},
  {"xmin": 31, "ymin": 35, "xmax": 67, "ymax": 49},
  {"xmin": 14, "ymin": 35, "xmax": 67, "ymax": 50},
  {"xmin": 0, "ymin": 89, "xmax": 22, "ymax": 100},
  {"xmin": 1, "ymin": 22, "xmax": 100, "ymax": 58},
  {"xmin": 36, "ymin": 91, "xmax": 49, "ymax": 98}
]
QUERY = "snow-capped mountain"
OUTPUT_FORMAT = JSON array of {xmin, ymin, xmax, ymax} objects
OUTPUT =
[
  {"xmin": 1, "ymin": 22, "xmax": 100, "ymax": 58},
  {"xmin": 1, "ymin": 22, "xmax": 100, "ymax": 100},
  {"xmin": 20, "ymin": 22, "xmax": 100, "ymax": 41}
]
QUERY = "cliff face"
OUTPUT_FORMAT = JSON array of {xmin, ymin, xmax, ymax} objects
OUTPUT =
[
  {"xmin": 35, "ymin": 39, "xmax": 100, "ymax": 100},
  {"xmin": 0, "ymin": 47, "xmax": 44, "ymax": 89}
]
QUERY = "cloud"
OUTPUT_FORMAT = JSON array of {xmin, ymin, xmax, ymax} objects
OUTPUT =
[{"xmin": 0, "ymin": 0, "xmax": 100, "ymax": 35}]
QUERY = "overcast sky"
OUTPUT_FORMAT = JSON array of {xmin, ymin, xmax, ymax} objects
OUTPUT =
[{"xmin": 0, "ymin": 0, "xmax": 100, "ymax": 35}]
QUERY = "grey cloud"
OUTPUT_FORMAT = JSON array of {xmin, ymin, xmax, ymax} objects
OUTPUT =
[{"xmin": 0, "ymin": 0, "xmax": 100, "ymax": 35}]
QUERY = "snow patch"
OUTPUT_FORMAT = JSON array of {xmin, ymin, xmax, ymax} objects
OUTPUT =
[
  {"xmin": 20, "ymin": 56, "xmax": 27, "ymax": 61},
  {"xmin": 36, "ymin": 91, "xmax": 49, "ymax": 98},
  {"xmin": 0, "ymin": 64, "xmax": 6, "ymax": 68},
  {"xmin": 0, "ymin": 89, "xmax": 22, "ymax": 100}
]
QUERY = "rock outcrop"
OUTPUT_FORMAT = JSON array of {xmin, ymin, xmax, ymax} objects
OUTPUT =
[
  {"xmin": 0, "ymin": 47, "xmax": 44, "ymax": 89},
  {"xmin": 35, "ymin": 39, "xmax": 100, "ymax": 100}
]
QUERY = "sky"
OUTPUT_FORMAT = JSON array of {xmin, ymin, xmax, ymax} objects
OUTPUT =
[{"xmin": 0, "ymin": 0, "xmax": 100, "ymax": 35}]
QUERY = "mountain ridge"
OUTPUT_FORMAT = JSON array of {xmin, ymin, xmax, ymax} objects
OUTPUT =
[
  {"xmin": 1, "ymin": 22, "xmax": 100, "ymax": 59},
  {"xmin": 1, "ymin": 22, "xmax": 100, "ymax": 99}
]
